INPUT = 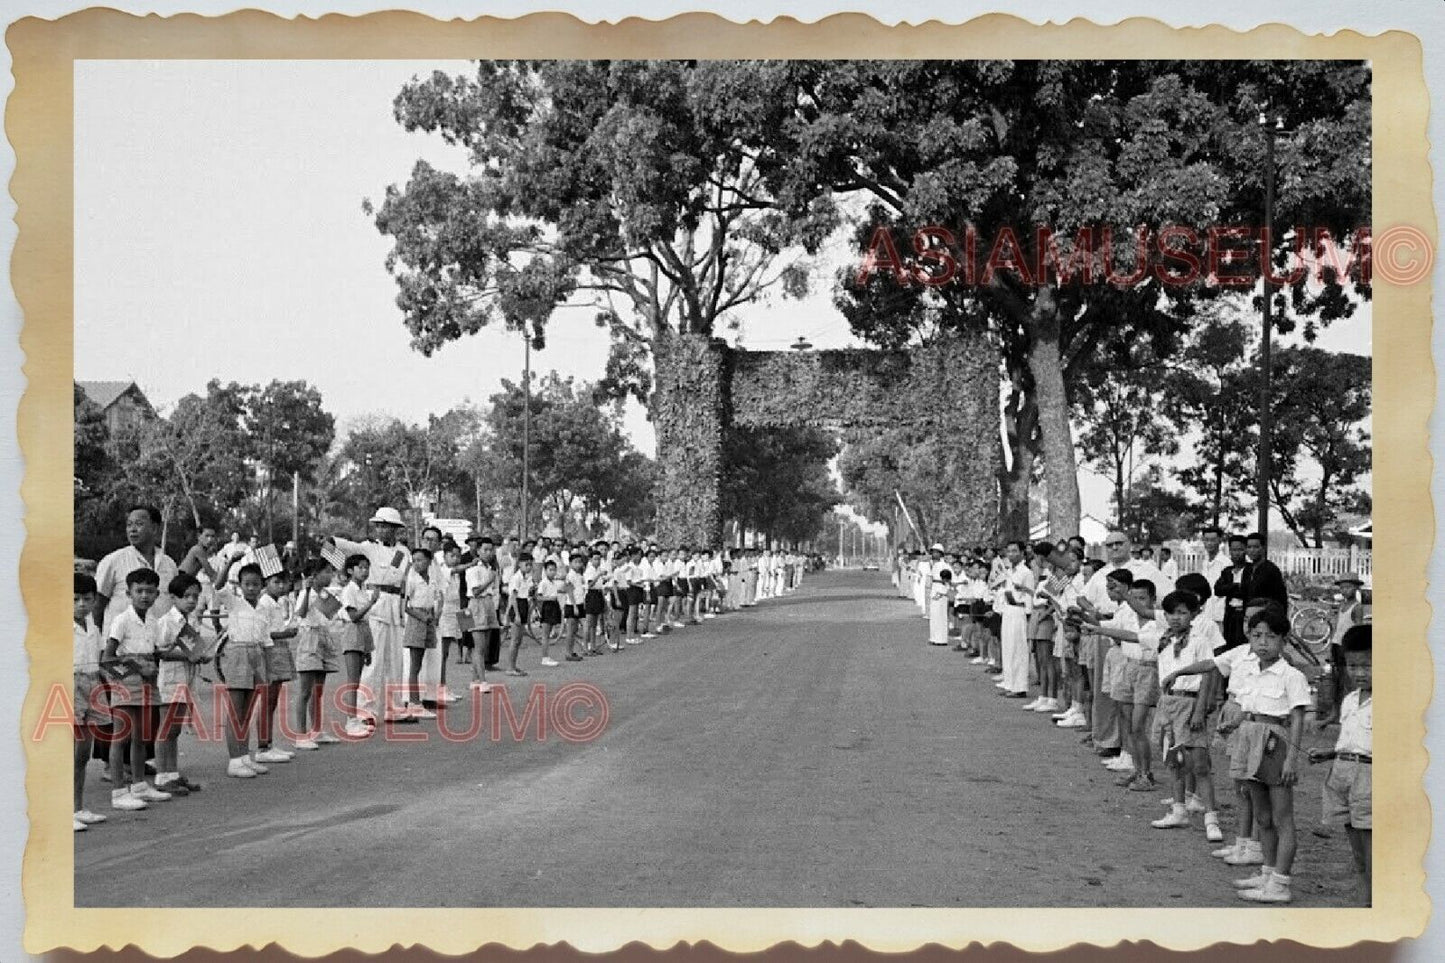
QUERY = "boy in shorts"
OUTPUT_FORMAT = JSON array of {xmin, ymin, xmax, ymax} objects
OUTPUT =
[
  {"xmin": 73, "ymin": 574, "xmax": 111, "ymax": 828},
  {"xmin": 154, "ymin": 572, "xmax": 208, "ymax": 795},
  {"xmin": 1150, "ymin": 590, "xmax": 1224, "ymax": 840},
  {"xmin": 1309, "ymin": 623, "xmax": 1372, "ymax": 905},
  {"xmin": 102, "ymin": 568, "xmax": 171, "ymax": 809},
  {"xmin": 214, "ymin": 563, "xmax": 273, "ymax": 777},
  {"xmin": 1088, "ymin": 578, "xmax": 1161, "ymax": 790}
]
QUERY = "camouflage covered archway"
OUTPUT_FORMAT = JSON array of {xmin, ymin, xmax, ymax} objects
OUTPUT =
[{"xmin": 650, "ymin": 328, "xmax": 1001, "ymax": 546}]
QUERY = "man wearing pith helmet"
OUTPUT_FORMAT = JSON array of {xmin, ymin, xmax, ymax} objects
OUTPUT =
[{"xmin": 328, "ymin": 506, "xmax": 414, "ymax": 728}]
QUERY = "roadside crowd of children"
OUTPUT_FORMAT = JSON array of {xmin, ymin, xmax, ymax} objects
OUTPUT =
[
  {"xmin": 72, "ymin": 504, "xmax": 811, "ymax": 833},
  {"xmin": 894, "ymin": 529, "xmax": 1373, "ymax": 907}
]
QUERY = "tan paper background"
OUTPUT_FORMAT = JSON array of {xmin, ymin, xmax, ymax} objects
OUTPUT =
[{"xmin": 9, "ymin": 9, "xmax": 1433, "ymax": 956}]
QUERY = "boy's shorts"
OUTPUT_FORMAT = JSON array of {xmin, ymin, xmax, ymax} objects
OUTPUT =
[
  {"xmin": 1322, "ymin": 757, "xmax": 1372, "ymax": 829},
  {"xmin": 1109, "ymin": 659, "xmax": 1160, "ymax": 706},
  {"xmin": 469, "ymin": 597, "xmax": 500, "ymax": 631},
  {"xmin": 157, "ymin": 695, "xmax": 193, "ymax": 725},
  {"xmin": 583, "ymin": 589, "xmax": 606, "ymax": 616},
  {"xmin": 1150, "ymin": 692, "xmax": 1212, "ymax": 751},
  {"xmin": 1101, "ymin": 644, "xmax": 1126, "ymax": 695},
  {"xmin": 73, "ymin": 671, "xmax": 104, "ymax": 726},
  {"xmin": 218, "ymin": 642, "xmax": 268, "ymax": 690},
  {"xmin": 1228, "ymin": 719, "xmax": 1287, "ymax": 783},
  {"xmin": 403, "ymin": 619, "xmax": 438, "ymax": 650},
  {"xmin": 264, "ymin": 641, "xmax": 297, "ymax": 681}
]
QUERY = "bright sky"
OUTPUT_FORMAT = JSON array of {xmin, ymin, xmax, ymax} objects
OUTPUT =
[{"xmin": 74, "ymin": 60, "xmax": 1372, "ymax": 527}]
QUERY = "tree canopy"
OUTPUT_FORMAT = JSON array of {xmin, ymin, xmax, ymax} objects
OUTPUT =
[{"xmin": 721, "ymin": 59, "xmax": 1370, "ymax": 537}]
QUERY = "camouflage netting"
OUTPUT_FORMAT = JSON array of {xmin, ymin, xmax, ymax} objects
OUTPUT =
[
  {"xmin": 652, "ymin": 328, "xmax": 1000, "ymax": 546},
  {"xmin": 650, "ymin": 332, "xmax": 729, "ymax": 547}
]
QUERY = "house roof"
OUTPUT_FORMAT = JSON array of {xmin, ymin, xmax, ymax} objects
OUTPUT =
[{"xmin": 77, "ymin": 380, "xmax": 149, "ymax": 411}]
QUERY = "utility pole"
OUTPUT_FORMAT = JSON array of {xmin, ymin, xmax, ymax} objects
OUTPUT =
[
  {"xmin": 521, "ymin": 330, "xmax": 531, "ymax": 542},
  {"xmin": 1257, "ymin": 114, "xmax": 1277, "ymax": 542},
  {"xmin": 291, "ymin": 470, "xmax": 300, "ymax": 553}
]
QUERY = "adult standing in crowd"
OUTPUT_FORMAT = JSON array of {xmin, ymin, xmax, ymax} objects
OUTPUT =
[
  {"xmin": 1198, "ymin": 526, "xmax": 1231, "ymax": 629},
  {"xmin": 94, "ymin": 505, "xmax": 179, "ymax": 634},
  {"xmin": 329, "ymin": 506, "xmax": 412, "ymax": 726},
  {"xmin": 1081, "ymin": 531, "xmax": 1172, "ymax": 758},
  {"xmin": 1213, "ymin": 534, "xmax": 1250, "ymax": 650},
  {"xmin": 1242, "ymin": 532, "xmax": 1289, "ymax": 610}
]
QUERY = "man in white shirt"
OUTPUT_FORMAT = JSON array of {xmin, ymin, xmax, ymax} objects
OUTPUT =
[
  {"xmin": 94, "ymin": 505, "xmax": 179, "ymax": 635},
  {"xmin": 1159, "ymin": 547, "xmax": 1179, "ymax": 584},
  {"xmin": 1199, "ymin": 527, "xmax": 1231, "ymax": 626},
  {"xmin": 329, "ymin": 506, "xmax": 412, "ymax": 725}
]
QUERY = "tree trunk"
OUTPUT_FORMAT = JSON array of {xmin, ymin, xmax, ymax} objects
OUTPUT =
[
  {"xmin": 1027, "ymin": 291, "xmax": 1082, "ymax": 538},
  {"xmin": 997, "ymin": 444, "xmax": 1032, "ymax": 543},
  {"xmin": 1211, "ymin": 433, "xmax": 1224, "ymax": 528},
  {"xmin": 1113, "ymin": 456, "xmax": 1126, "ymax": 529},
  {"xmin": 996, "ymin": 389, "xmax": 1037, "ymax": 542}
]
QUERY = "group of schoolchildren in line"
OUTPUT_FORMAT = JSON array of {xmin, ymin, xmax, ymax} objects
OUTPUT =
[
  {"xmin": 893, "ymin": 527, "xmax": 1373, "ymax": 906},
  {"xmin": 71, "ymin": 504, "xmax": 813, "ymax": 834}
]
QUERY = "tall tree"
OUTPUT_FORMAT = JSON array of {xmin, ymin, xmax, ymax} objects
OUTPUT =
[
  {"xmin": 1160, "ymin": 305, "xmax": 1259, "ymax": 529},
  {"xmin": 369, "ymin": 60, "xmax": 835, "ymax": 387},
  {"xmin": 730, "ymin": 59, "xmax": 1370, "ymax": 536},
  {"xmin": 1073, "ymin": 343, "xmax": 1179, "ymax": 527},
  {"xmin": 156, "ymin": 382, "xmax": 253, "ymax": 530},
  {"xmin": 1267, "ymin": 347, "xmax": 1371, "ymax": 547},
  {"xmin": 722, "ymin": 426, "xmax": 841, "ymax": 547},
  {"xmin": 247, "ymin": 380, "xmax": 336, "ymax": 542},
  {"xmin": 480, "ymin": 373, "xmax": 651, "ymax": 540}
]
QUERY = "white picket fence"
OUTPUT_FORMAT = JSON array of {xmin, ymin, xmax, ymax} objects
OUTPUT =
[{"xmin": 1171, "ymin": 544, "xmax": 1372, "ymax": 583}]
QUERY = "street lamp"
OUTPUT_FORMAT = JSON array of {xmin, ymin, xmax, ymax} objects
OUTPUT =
[
  {"xmin": 1256, "ymin": 112, "xmax": 1285, "ymax": 544},
  {"xmin": 521, "ymin": 326, "xmax": 532, "ymax": 542}
]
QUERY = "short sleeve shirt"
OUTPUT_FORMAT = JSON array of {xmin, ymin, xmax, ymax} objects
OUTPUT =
[
  {"xmin": 1224, "ymin": 653, "xmax": 1312, "ymax": 716},
  {"xmin": 73, "ymin": 617, "xmax": 102, "ymax": 673},
  {"xmin": 217, "ymin": 588, "xmax": 270, "ymax": 646},
  {"xmin": 1156, "ymin": 623, "xmax": 1215, "ymax": 690},
  {"xmin": 155, "ymin": 607, "xmax": 198, "ymax": 695},
  {"xmin": 1134, "ymin": 617, "xmax": 1164, "ymax": 663},
  {"xmin": 565, "ymin": 570, "xmax": 587, "ymax": 603},
  {"xmin": 340, "ymin": 582, "xmax": 369, "ymax": 622},
  {"xmin": 1335, "ymin": 690, "xmax": 1372, "ymax": 754},
  {"xmin": 95, "ymin": 545, "xmax": 179, "ymax": 633},
  {"xmin": 257, "ymin": 593, "xmax": 291, "ymax": 643},
  {"xmin": 330, "ymin": 536, "xmax": 409, "ymax": 625},
  {"xmin": 108, "ymin": 606, "xmax": 158, "ymax": 657},
  {"xmin": 406, "ymin": 570, "xmax": 436, "ymax": 615}
]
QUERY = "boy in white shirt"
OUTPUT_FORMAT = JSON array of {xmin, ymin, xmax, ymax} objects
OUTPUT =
[
  {"xmin": 536, "ymin": 558, "xmax": 564, "ymax": 667},
  {"xmin": 154, "ymin": 572, "xmax": 208, "ymax": 795},
  {"xmin": 1309, "ymin": 623, "xmax": 1372, "ymax": 905},
  {"xmin": 562, "ymin": 553, "xmax": 588, "ymax": 661},
  {"xmin": 504, "ymin": 554, "xmax": 537, "ymax": 675},
  {"xmin": 403, "ymin": 547, "xmax": 439, "ymax": 717},
  {"xmin": 211, "ymin": 564, "xmax": 273, "ymax": 775},
  {"xmin": 73, "ymin": 574, "xmax": 110, "ymax": 828},
  {"xmin": 102, "ymin": 568, "xmax": 169, "ymax": 809},
  {"xmin": 1150, "ymin": 590, "xmax": 1224, "ymax": 840},
  {"xmin": 253, "ymin": 571, "xmax": 300, "ymax": 763}
]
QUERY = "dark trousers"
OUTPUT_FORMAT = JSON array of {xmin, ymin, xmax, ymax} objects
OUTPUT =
[{"xmin": 484, "ymin": 628, "xmax": 502, "ymax": 667}]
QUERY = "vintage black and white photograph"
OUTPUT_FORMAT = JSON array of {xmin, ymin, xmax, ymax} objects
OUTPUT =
[{"xmin": 66, "ymin": 54, "xmax": 1380, "ymax": 914}]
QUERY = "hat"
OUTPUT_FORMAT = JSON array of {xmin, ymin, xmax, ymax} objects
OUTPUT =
[
  {"xmin": 930, "ymin": 542, "xmax": 945, "ymax": 552},
  {"xmin": 465, "ymin": 532, "xmax": 484, "ymax": 544},
  {"xmin": 369, "ymin": 506, "xmax": 404, "ymax": 527},
  {"xmin": 1335, "ymin": 572, "xmax": 1365, "ymax": 586}
]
